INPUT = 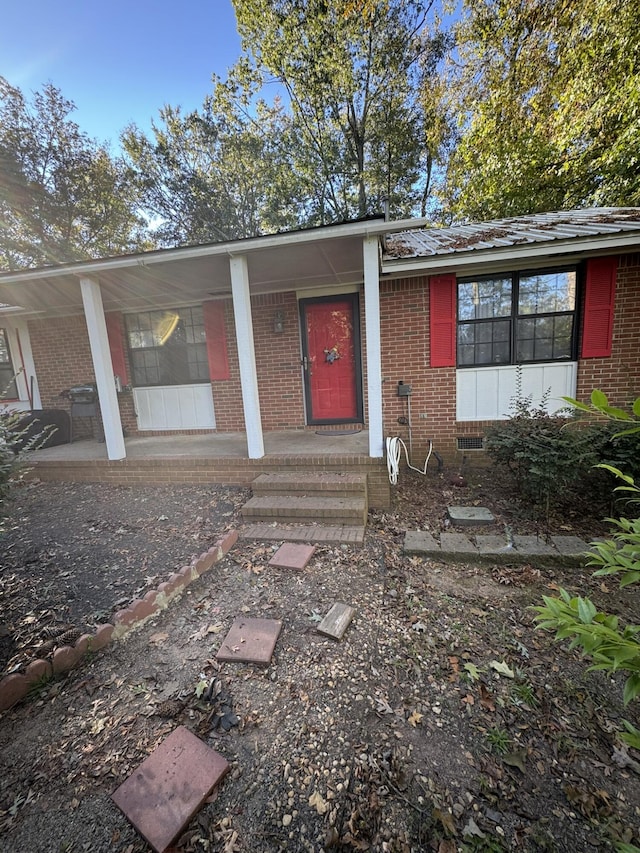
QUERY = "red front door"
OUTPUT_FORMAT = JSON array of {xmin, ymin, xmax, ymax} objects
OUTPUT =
[{"xmin": 300, "ymin": 294, "xmax": 363, "ymax": 424}]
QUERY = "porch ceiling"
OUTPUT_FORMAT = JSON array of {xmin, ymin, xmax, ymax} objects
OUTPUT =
[{"xmin": 0, "ymin": 231, "xmax": 371, "ymax": 317}]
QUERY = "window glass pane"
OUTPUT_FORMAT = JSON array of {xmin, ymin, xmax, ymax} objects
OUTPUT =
[
  {"xmin": 458, "ymin": 278, "xmax": 512, "ymax": 321},
  {"xmin": 0, "ymin": 330, "xmax": 18, "ymax": 398},
  {"xmin": 0, "ymin": 331, "xmax": 11, "ymax": 364},
  {"xmin": 518, "ymin": 270, "xmax": 576, "ymax": 315},
  {"xmin": 457, "ymin": 320, "xmax": 510, "ymax": 365},
  {"xmin": 516, "ymin": 315, "xmax": 574, "ymax": 361},
  {"xmin": 125, "ymin": 308, "xmax": 210, "ymax": 386}
]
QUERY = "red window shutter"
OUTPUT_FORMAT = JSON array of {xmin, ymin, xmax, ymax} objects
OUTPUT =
[
  {"xmin": 429, "ymin": 274, "xmax": 457, "ymax": 367},
  {"xmin": 105, "ymin": 312, "xmax": 129, "ymax": 385},
  {"xmin": 203, "ymin": 300, "xmax": 230, "ymax": 380},
  {"xmin": 581, "ymin": 257, "xmax": 617, "ymax": 358}
]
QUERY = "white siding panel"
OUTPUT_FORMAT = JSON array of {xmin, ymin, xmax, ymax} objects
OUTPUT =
[
  {"xmin": 133, "ymin": 384, "xmax": 215, "ymax": 430},
  {"xmin": 456, "ymin": 363, "xmax": 577, "ymax": 421}
]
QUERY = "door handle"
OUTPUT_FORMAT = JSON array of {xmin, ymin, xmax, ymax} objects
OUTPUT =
[{"xmin": 301, "ymin": 356, "xmax": 308, "ymax": 371}]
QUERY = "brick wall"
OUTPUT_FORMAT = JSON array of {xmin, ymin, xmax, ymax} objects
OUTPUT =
[
  {"xmin": 379, "ymin": 276, "xmax": 458, "ymax": 460},
  {"xmin": 576, "ymin": 253, "xmax": 640, "ymax": 407}
]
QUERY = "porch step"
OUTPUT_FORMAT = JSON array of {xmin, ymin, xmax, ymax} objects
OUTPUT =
[
  {"xmin": 240, "ymin": 523, "xmax": 365, "ymax": 546},
  {"xmin": 251, "ymin": 472, "xmax": 367, "ymax": 499},
  {"xmin": 241, "ymin": 495, "xmax": 367, "ymax": 526}
]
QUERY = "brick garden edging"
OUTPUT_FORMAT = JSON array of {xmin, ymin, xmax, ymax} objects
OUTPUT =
[{"xmin": 0, "ymin": 530, "xmax": 238, "ymax": 713}]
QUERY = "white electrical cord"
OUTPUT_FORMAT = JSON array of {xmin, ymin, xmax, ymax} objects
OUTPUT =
[{"xmin": 385, "ymin": 436, "xmax": 433, "ymax": 485}]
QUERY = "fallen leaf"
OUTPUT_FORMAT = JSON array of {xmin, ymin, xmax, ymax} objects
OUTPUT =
[
  {"xmin": 490, "ymin": 660, "xmax": 514, "ymax": 679},
  {"xmin": 149, "ymin": 632, "xmax": 168, "ymax": 645},
  {"xmin": 309, "ymin": 790, "xmax": 329, "ymax": 815},
  {"xmin": 464, "ymin": 662, "xmax": 481, "ymax": 681},
  {"xmin": 503, "ymin": 750, "xmax": 527, "ymax": 773},
  {"xmin": 408, "ymin": 710, "xmax": 423, "ymax": 727},
  {"xmin": 462, "ymin": 817, "xmax": 485, "ymax": 839},
  {"xmin": 434, "ymin": 807, "xmax": 457, "ymax": 837},
  {"xmin": 90, "ymin": 718, "xmax": 107, "ymax": 735},
  {"xmin": 479, "ymin": 683, "xmax": 496, "ymax": 712}
]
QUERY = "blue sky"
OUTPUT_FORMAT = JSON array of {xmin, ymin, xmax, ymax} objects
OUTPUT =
[{"xmin": 1, "ymin": 0, "xmax": 243, "ymax": 148}]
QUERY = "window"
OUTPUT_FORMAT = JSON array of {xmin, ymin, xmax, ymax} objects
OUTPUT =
[
  {"xmin": 125, "ymin": 307, "xmax": 209, "ymax": 387},
  {"xmin": 457, "ymin": 268, "xmax": 577, "ymax": 367},
  {"xmin": 0, "ymin": 329, "xmax": 18, "ymax": 399}
]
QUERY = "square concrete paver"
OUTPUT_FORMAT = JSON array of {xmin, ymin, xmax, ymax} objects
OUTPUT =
[
  {"xmin": 550, "ymin": 535, "xmax": 591, "ymax": 557},
  {"xmin": 440, "ymin": 532, "xmax": 478, "ymax": 554},
  {"xmin": 269, "ymin": 542, "xmax": 316, "ymax": 570},
  {"xmin": 475, "ymin": 534, "xmax": 511, "ymax": 554},
  {"xmin": 111, "ymin": 726, "xmax": 229, "ymax": 853},
  {"xmin": 216, "ymin": 617, "xmax": 282, "ymax": 664},
  {"xmin": 404, "ymin": 530, "xmax": 440, "ymax": 554},
  {"xmin": 513, "ymin": 534, "xmax": 556, "ymax": 555},
  {"xmin": 447, "ymin": 506, "xmax": 495, "ymax": 526}
]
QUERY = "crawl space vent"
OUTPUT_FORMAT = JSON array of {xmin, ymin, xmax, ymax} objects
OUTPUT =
[{"xmin": 457, "ymin": 436, "xmax": 485, "ymax": 451}]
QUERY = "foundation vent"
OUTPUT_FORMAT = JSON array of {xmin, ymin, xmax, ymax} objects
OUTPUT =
[{"xmin": 457, "ymin": 436, "xmax": 485, "ymax": 451}]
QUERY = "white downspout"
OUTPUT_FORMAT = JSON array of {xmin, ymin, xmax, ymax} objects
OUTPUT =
[
  {"xmin": 79, "ymin": 276, "xmax": 126, "ymax": 460},
  {"xmin": 363, "ymin": 236, "xmax": 384, "ymax": 457},
  {"xmin": 229, "ymin": 254, "xmax": 265, "ymax": 459}
]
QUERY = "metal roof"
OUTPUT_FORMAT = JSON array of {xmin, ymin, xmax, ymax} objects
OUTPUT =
[{"xmin": 383, "ymin": 208, "xmax": 640, "ymax": 260}]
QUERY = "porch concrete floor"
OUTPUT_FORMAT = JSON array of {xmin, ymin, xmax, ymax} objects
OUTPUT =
[{"xmin": 31, "ymin": 429, "xmax": 370, "ymax": 461}]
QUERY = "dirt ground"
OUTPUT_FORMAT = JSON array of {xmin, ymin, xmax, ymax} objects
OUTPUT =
[{"xmin": 0, "ymin": 471, "xmax": 639, "ymax": 853}]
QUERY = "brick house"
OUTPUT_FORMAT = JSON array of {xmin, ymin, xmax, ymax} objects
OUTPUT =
[{"xmin": 0, "ymin": 207, "xmax": 638, "ymax": 495}]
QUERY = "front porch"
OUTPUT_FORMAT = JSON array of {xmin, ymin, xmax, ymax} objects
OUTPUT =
[{"xmin": 27, "ymin": 429, "xmax": 391, "ymax": 508}]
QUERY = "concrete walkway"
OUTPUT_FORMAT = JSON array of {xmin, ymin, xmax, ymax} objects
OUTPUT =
[{"xmin": 404, "ymin": 530, "xmax": 593, "ymax": 566}]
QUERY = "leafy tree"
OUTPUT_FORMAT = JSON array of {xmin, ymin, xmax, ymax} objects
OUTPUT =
[
  {"xmin": 0, "ymin": 78, "xmax": 149, "ymax": 269},
  {"xmin": 231, "ymin": 0, "xmax": 452, "ymax": 224},
  {"xmin": 122, "ymin": 79, "xmax": 304, "ymax": 246},
  {"xmin": 443, "ymin": 0, "xmax": 640, "ymax": 220}
]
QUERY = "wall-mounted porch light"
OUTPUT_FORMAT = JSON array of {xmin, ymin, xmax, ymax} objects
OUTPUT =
[{"xmin": 273, "ymin": 310, "xmax": 285, "ymax": 334}]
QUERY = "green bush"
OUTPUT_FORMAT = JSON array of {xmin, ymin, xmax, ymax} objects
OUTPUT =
[
  {"xmin": 533, "ymin": 392, "xmax": 640, "ymax": 706},
  {"xmin": 0, "ymin": 406, "xmax": 51, "ymax": 515},
  {"xmin": 484, "ymin": 386, "xmax": 640, "ymax": 515}
]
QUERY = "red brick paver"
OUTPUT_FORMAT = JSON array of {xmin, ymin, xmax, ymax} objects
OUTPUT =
[
  {"xmin": 269, "ymin": 543, "xmax": 316, "ymax": 570},
  {"xmin": 111, "ymin": 726, "xmax": 229, "ymax": 853},
  {"xmin": 216, "ymin": 617, "xmax": 282, "ymax": 665}
]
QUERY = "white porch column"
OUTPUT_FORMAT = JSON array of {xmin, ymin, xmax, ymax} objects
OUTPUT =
[
  {"xmin": 79, "ymin": 276, "xmax": 126, "ymax": 460},
  {"xmin": 363, "ymin": 236, "xmax": 384, "ymax": 457},
  {"xmin": 229, "ymin": 254, "xmax": 264, "ymax": 459}
]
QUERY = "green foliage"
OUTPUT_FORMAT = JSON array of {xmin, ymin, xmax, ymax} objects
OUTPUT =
[
  {"xmin": 0, "ymin": 406, "xmax": 51, "ymax": 515},
  {"xmin": 485, "ymin": 383, "xmax": 640, "ymax": 515},
  {"xmin": 588, "ymin": 517, "xmax": 640, "ymax": 588},
  {"xmin": 122, "ymin": 82, "xmax": 304, "ymax": 246},
  {"xmin": 232, "ymin": 0, "xmax": 452, "ymax": 223},
  {"xmin": 485, "ymin": 726, "xmax": 511, "ymax": 755},
  {"xmin": 443, "ymin": 0, "xmax": 640, "ymax": 219},
  {"xmin": 533, "ymin": 589, "xmax": 640, "ymax": 705},
  {"xmin": 0, "ymin": 78, "xmax": 150, "ymax": 269},
  {"xmin": 619, "ymin": 719, "xmax": 640, "ymax": 751},
  {"xmin": 533, "ymin": 392, "xmax": 640, "ymax": 705}
]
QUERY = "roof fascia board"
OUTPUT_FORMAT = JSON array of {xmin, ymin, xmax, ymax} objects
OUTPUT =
[
  {"xmin": 381, "ymin": 232, "xmax": 640, "ymax": 276},
  {"xmin": 0, "ymin": 217, "xmax": 430, "ymax": 287}
]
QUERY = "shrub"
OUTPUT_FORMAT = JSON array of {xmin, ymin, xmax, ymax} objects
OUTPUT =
[
  {"xmin": 0, "ymin": 406, "xmax": 51, "ymax": 515},
  {"xmin": 533, "ymin": 392, "xmax": 640, "ymax": 706},
  {"xmin": 484, "ymin": 384, "xmax": 640, "ymax": 516}
]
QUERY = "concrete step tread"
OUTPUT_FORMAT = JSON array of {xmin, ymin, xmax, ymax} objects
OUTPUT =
[
  {"xmin": 240, "ymin": 523, "xmax": 365, "ymax": 545},
  {"xmin": 244, "ymin": 495, "xmax": 365, "ymax": 509},
  {"xmin": 251, "ymin": 473, "xmax": 367, "ymax": 496}
]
